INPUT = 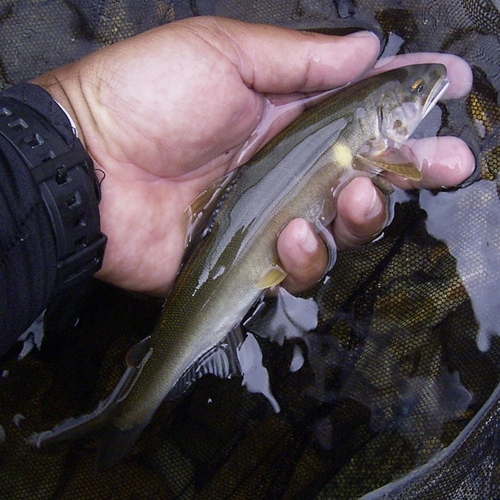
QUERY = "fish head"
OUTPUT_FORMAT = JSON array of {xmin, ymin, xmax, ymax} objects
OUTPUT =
[{"xmin": 379, "ymin": 64, "xmax": 450, "ymax": 146}]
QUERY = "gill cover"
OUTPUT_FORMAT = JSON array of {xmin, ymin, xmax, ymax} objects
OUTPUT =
[
  {"xmin": 379, "ymin": 64, "xmax": 450, "ymax": 146},
  {"xmin": 354, "ymin": 64, "xmax": 450, "ymax": 181}
]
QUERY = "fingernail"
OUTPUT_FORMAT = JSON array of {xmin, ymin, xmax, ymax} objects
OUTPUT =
[
  {"xmin": 374, "ymin": 55, "xmax": 396, "ymax": 69},
  {"xmin": 367, "ymin": 189, "xmax": 384, "ymax": 218},
  {"xmin": 298, "ymin": 226, "xmax": 318, "ymax": 254},
  {"xmin": 348, "ymin": 30, "xmax": 376, "ymax": 38}
]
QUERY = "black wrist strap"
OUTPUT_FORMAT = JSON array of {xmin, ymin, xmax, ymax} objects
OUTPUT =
[{"xmin": 0, "ymin": 96, "xmax": 107, "ymax": 294}]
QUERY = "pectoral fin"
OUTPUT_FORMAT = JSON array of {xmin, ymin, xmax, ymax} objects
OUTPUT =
[{"xmin": 354, "ymin": 147, "xmax": 422, "ymax": 181}]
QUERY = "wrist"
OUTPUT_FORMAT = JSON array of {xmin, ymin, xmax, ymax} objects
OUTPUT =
[{"xmin": 31, "ymin": 71, "xmax": 85, "ymax": 147}]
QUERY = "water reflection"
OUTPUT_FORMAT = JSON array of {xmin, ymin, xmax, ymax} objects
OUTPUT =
[
  {"xmin": 298, "ymin": 181, "xmax": 499, "ymax": 466},
  {"xmin": 421, "ymin": 180, "xmax": 500, "ymax": 351}
]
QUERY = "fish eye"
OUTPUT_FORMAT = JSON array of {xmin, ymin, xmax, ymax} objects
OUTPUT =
[{"xmin": 411, "ymin": 78, "xmax": 425, "ymax": 93}]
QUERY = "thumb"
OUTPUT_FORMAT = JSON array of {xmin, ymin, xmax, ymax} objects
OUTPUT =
[{"xmin": 190, "ymin": 17, "xmax": 380, "ymax": 93}]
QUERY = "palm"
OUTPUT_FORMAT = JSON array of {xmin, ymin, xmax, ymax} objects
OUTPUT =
[
  {"xmin": 83, "ymin": 38, "xmax": 271, "ymax": 293},
  {"xmin": 72, "ymin": 21, "xmax": 319, "ymax": 294}
]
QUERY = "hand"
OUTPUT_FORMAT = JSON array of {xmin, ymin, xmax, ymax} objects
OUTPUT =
[{"xmin": 33, "ymin": 17, "xmax": 475, "ymax": 296}]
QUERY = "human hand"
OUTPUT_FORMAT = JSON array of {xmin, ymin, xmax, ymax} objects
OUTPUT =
[{"xmin": 33, "ymin": 16, "xmax": 475, "ymax": 296}]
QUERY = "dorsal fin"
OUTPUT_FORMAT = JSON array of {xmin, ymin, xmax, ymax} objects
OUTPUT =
[
  {"xmin": 166, "ymin": 326, "xmax": 245, "ymax": 401},
  {"xmin": 183, "ymin": 170, "xmax": 239, "ymax": 248},
  {"xmin": 125, "ymin": 336, "xmax": 153, "ymax": 368}
]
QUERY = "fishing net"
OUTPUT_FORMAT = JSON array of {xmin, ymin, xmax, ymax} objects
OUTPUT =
[{"xmin": 1, "ymin": 0, "xmax": 500, "ymax": 498}]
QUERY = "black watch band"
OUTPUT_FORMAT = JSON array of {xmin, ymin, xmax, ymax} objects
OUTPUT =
[{"xmin": 0, "ymin": 95, "xmax": 107, "ymax": 295}]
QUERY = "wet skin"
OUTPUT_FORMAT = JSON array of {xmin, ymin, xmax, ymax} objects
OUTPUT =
[{"xmin": 33, "ymin": 17, "xmax": 475, "ymax": 297}]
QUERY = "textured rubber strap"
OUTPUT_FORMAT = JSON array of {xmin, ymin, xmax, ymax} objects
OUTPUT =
[{"xmin": 0, "ymin": 96, "xmax": 107, "ymax": 293}]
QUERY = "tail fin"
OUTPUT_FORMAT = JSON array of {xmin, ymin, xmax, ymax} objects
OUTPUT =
[
  {"xmin": 27, "ymin": 402, "xmax": 111, "ymax": 450},
  {"xmin": 27, "ymin": 336, "xmax": 153, "ymax": 454}
]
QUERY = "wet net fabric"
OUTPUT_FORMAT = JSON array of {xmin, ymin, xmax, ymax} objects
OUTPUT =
[{"xmin": 1, "ymin": 0, "xmax": 500, "ymax": 498}]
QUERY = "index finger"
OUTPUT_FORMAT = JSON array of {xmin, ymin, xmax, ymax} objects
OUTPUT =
[
  {"xmin": 185, "ymin": 17, "xmax": 381, "ymax": 93},
  {"xmin": 371, "ymin": 52, "xmax": 473, "ymax": 99},
  {"xmin": 386, "ymin": 137, "xmax": 476, "ymax": 190}
]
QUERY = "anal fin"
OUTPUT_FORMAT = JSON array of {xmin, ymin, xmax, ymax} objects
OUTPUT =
[{"xmin": 166, "ymin": 326, "xmax": 245, "ymax": 401}]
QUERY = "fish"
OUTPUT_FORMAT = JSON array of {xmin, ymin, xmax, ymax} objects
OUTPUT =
[{"xmin": 28, "ymin": 63, "xmax": 450, "ymax": 468}]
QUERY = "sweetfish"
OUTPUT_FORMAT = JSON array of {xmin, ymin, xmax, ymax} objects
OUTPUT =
[{"xmin": 29, "ymin": 63, "xmax": 450, "ymax": 468}]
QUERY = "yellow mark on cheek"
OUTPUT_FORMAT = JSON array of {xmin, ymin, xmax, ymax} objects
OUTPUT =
[{"xmin": 331, "ymin": 142, "xmax": 353, "ymax": 168}]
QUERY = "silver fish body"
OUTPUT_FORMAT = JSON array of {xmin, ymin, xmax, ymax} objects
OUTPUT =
[{"xmin": 29, "ymin": 64, "xmax": 449, "ymax": 466}]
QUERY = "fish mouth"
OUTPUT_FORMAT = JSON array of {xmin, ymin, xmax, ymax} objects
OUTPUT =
[{"xmin": 422, "ymin": 76, "xmax": 450, "ymax": 119}]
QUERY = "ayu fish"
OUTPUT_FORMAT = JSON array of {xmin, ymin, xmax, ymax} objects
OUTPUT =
[{"xmin": 29, "ymin": 64, "xmax": 450, "ymax": 468}]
